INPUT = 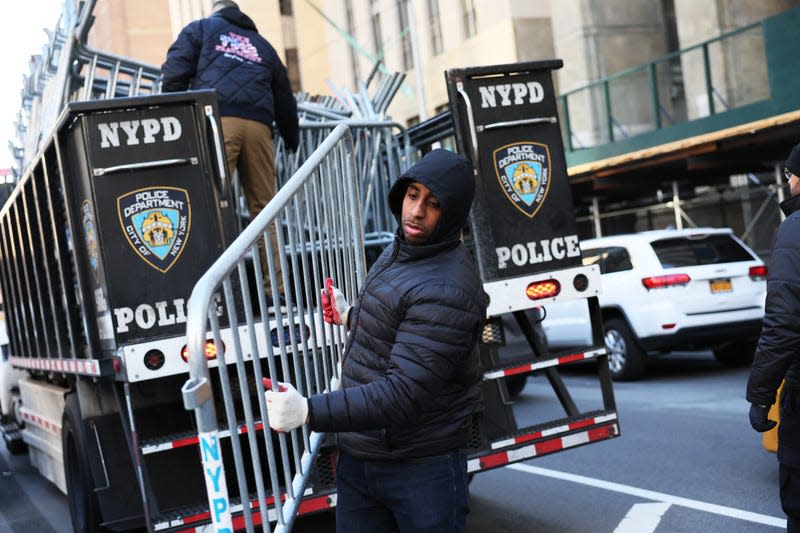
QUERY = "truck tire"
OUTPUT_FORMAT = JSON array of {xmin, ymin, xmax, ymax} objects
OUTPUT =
[
  {"xmin": 713, "ymin": 339, "xmax": 757, "ymax": 367},
  {"xmin": 63, "ymin": 393, "xmax": 106, "ymax": 533},
  {"xmin": 505, "ymin": 374, "xmax": 527, "ymax": 400},
  {"xmin": 603, "ymin": 318, "xmax": 646, "ymax": 381}
]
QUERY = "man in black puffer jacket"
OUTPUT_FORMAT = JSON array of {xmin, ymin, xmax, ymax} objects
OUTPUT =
[
  {"xmin": 160, "ymin": 0, "xmax": 299, "ymax": 299},
  {"xmin": 747, "ymin": 142, "xmax": 800, "ymax": 532},
  {"xmin": 266, "ymin": 149, "xmax": 487, "ymax": 532}
]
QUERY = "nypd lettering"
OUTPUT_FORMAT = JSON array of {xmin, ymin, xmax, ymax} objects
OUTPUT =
[
  {"xmin": 493, "ymin": 142, "xmax": 551, "ymax": 218},
  {"xmin": 199, "ymin": 431, "xmax": 234, "ymax": 532},
  {"xmin": 496, "ymin": 236, "xmax": 580, "ymax": 270},
  {"xmin": 97, "ymin": 116, "xmax": 182, "ymax": 148},
  {"xmin": 117, "ymin": 187, "xmax": 191, "ymax": 273},
  {"xmin": 479, "ymin": 82, "xmax": 544, "ymax": 108}
]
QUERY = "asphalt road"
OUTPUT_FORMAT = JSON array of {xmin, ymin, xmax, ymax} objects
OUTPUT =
[{"xmin": 0, "ymin": 350, "xmax": 787, "ymax": 532}]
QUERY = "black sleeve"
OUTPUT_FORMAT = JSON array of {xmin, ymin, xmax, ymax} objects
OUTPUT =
[
  {"xmin": 747, "ymin": 219, "xmax": 800, "ymax": 405},
  {"xmin": 160, "ymin": 23, "xmax": 201, "ymax": 93},
  {"xmin": 271, "ymin": 55, "xmax": 299, "ymax": 151}
]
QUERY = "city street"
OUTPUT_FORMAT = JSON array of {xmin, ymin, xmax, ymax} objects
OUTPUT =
[{"xmin": 0, "ymin": 350, "xmax": 785, "ymax": 532}]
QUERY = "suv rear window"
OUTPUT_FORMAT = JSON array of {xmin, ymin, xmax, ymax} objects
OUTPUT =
[{"xmin": 651, "ymin": 234, "xmax": 755, "ymax": 268}]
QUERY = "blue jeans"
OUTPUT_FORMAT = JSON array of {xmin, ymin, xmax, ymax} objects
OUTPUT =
[{"xmin": 335, "ymin": 449, "xmax": 470, "ymax": 533}]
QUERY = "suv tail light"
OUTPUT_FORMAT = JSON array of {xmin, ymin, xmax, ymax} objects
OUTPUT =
[
  {"xmin": 749, "ymin": 265, "xmax": 767, "ymax": 280},
  {"xmin": 642, "ymin": 273, "xmax": 691, "ymax": 290}
]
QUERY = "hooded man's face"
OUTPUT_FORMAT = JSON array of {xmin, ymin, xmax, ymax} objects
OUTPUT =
[{"xmin": 401, "ymin": 182, "xmax": 441, "ymax": 244}]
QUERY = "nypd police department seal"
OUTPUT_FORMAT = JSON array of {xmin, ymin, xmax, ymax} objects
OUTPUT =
[
  {"xmin": 493, "ymin": 141, "xmax": 551, "ymax": 218},
  {"xmin": 117, "ymin": 187, "xmax": 190, "ymax": 273}
]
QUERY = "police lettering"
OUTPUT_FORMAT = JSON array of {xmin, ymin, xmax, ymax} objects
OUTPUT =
[
  {"xmin": 113, "ymin": 295, "xmax": 223, "ymax": 333},
  {"xmin": 122, "ymin": 190, "xmax": 186, "ymax": 218},
  {"xmin": 98, "ymin": 116, "xmax": 182, "ymax": 148},
  {"xmin": 479, "ymin": 82, "xmax": 544, "ymax": 108},
  {"xmin": 113, "ymin": 298, "xmax": 188, "ymax": 333},
  {"xmin": 496, "ymin": 235, "xmax": 580, "ymax": 269}
]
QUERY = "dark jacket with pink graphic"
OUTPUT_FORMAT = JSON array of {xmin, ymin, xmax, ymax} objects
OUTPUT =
[{"xmin": 160, "ymin": 6, "xmax": 298, "ymax": 150}]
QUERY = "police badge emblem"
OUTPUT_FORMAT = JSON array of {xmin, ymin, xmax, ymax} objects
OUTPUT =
[
  {"xmin": 117, "ymin": 187, "xmax": 191, "ymax": 273},
  {"xmin": 493, "ymin": 142, "xmax": 551, "ymax": 218}
]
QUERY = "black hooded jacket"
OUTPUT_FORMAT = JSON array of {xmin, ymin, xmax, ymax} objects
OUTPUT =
[
  {"xmin": 747, "ymin": 193, "xmax": 800, "ymax": 467},
  {"xmin": 308, "ymin": 149, "xmax": 487, "ymax": 460},
  {"xmin": 160, "ymin": 6, "xmax": 299, "ymax": 149}
]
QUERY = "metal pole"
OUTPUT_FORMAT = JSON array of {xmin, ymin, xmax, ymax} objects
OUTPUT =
[
  {"xmin": 672, "ymin": 180, "xmax": 683, "ymax": 229},
  {"xmin": 777, "ymin": 162, "xmax": 786, "ymax": 222},
  {"xmin": 592, "ymin": 197, "xmax": 602, "ymax": 237},
  {"xmin": 406, "ymin": 0, "xmax": 428, "ymax": 121}
]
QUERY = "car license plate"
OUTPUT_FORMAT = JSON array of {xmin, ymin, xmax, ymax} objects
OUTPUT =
[{"xmin": 710, "ymin": 278, "xmax": 732, "ymax": 293}]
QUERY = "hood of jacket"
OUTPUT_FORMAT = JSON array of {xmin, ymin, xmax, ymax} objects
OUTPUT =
[
  {"xmin": 212, "ymin": 6, "xmax": 257, "ymax": 32},
  {"xmin": 387, "ymin": 149, "xmax": 475, "ymax": 246},
  {"xmin": 780, "ymin": 193, "xmax": 800, "ymax": 218}
]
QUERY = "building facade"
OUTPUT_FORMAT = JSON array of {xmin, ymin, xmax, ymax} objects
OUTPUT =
[
  {"xmin": 82, "ymin": 0, "xmax": 800, "ymax": 254},
  {"xmin": 86, "ymin": 0, "xmax": 798, "ymax": 127}
]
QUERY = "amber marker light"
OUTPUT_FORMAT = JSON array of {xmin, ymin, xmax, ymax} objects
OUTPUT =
[
  {"xmin": 526, "ymin": 279, "xmax": 561, "ymax": 300},
  {"xmin": 181, "ymin": 339, "xmax": 223, "ymax": 363}
]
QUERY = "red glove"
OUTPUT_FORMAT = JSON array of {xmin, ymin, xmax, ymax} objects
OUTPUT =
[{"xmin": 321, "ymin": 277, "xmax": 351, "ymax": 325}]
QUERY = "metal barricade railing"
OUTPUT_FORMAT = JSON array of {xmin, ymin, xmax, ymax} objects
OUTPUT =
[
  {"xmin": 274, "ymin": 119, "xmax": 413, "ymax": 250},
  {"xmin": 15, "ymin": 0, "xmax": 161, "ymax": 176},
  {"xmin": 182, "ymin": 124, "xmax": 365, "ymax": 533}
]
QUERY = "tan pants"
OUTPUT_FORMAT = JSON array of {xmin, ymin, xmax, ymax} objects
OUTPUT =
[{"xmin": 220, "ymin": 116, "xmax": 283, "ymax": 295}]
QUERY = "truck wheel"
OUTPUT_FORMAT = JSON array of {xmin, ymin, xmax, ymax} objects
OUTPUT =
[
  {"xmin": 713, "ymin": 340, "xmax": 756, "ymax": 367},
  {"xmin": 63, "ymin": 393, "xmax": 105, "ymax": 533},
  {"xmin": 4, "ymin": 434, "xmax": 27, "ymax": 455},
  {"xmin": 505, "ymin": 374, "xmax": 527, "ymax": 400},
  {"xmin": 603, "ymin": 318, "xmax": 645, "ymax": 381}
]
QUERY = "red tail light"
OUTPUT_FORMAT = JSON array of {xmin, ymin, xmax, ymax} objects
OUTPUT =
[
  {"xmin": 749, "ymin": 265, "xmax": 767, "ymax": 280},
  {"xmin": 641, "ymin": 274, "xmax": 690, "ymax": 290},
  {"xmin": 526, "ymin": 279, "xmax": 561, "ymax": 300},
  {"xmin": 181, "ymin": 339, "xmax": 223, "ymax": 363}
]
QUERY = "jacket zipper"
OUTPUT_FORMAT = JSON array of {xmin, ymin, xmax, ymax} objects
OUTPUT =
[{"xmin": 340, "ymin": 238, "xmax": 401, "ymax": 367}]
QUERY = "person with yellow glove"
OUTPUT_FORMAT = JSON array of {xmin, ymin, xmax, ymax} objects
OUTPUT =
[{"xmin": 747, "ymin": 143, "xmax": 800, "ymax": 532}]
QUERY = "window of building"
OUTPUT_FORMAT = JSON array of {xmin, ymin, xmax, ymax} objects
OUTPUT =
[
  {"xmin": 284, "ymin": 48, "xmax": 301, "ymax": 93},
  {"xmin": 397, "ymin": 0, "xmax": 413, "ymax": 70},
  {"xmin": 370, "ymin": 1, "xmax": 384, "ymax": 60},
  {"xmin": 279, "ymin": 0, "xmax": 293, "ymax": 16},
  {"xmin": 462, "ymin": 0, "xmax": 476, "ymax": 38},
  {"xmin": 428, "ymin": 0, "xmax": 443, "ymax": 55}
]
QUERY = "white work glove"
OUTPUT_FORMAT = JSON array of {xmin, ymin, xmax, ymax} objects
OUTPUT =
[
  {"xmin": 263, "ymin": 378, "xmax": 309, "ymax": 432},
  {"xmin": 321, "ymin": 277, "xmax": 351, "ymax": 326}
]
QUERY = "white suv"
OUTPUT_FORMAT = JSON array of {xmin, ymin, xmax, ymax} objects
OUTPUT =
[{"xmin": 541, "ymin": 228, "xmax": 767, "ymax": 381}]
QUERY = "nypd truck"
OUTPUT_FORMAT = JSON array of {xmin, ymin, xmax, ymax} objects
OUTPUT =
[
  {"xmin": 175, "ymin": 59, "xmax": 621, "ymax": 532},
  {"xmin": 0, "ymin": 7, "xmax": 619, "ymax": 526}
]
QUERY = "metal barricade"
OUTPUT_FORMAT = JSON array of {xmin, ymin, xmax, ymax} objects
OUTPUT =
[
  {"xmin": 182, "ymin": 124, "xmax": 365, "ymax": 533},
  {"xmin": 15, "ymin": 0, "xmax": 161, "ymax": 176},
  {"xmin": 276, "ymin": 119, "xmax": 412, "ymax": 250}
]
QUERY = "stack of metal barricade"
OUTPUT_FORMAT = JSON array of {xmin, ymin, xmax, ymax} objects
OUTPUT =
[{"xmin": 273, "ymin": 70, "xmax": 414, "ymax": 252}]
